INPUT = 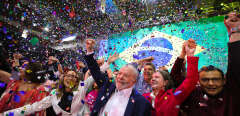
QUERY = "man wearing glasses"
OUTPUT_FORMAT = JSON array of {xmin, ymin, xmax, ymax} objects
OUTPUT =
[{"xmin": 178, "ymin": 12, "xmax": 240, "ymax": 116}]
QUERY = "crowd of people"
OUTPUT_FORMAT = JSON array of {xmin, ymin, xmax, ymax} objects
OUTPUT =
[{"xmin": 0, "ymin": 12, "xmax": 239, "ymax": 116}]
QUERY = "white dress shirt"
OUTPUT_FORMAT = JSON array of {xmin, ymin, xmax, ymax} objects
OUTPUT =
[{"xmin": 99, "ymin": 86, "xmax": 133, "ymax": 116}]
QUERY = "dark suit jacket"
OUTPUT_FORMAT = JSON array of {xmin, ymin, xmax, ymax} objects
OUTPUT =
[{"xmin": 84, "ymin": 54, "xmax": 152, "ymax": 116}]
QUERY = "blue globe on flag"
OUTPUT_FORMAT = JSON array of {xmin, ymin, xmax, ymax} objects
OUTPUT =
[{"xmin": 133, "ymin": 37, "xmax": 173, "ymax": 67}]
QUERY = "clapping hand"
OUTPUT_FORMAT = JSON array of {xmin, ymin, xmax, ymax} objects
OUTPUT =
[{"xmin": 185, "ymin": 39, "xmax": 196, "ymax": 57}]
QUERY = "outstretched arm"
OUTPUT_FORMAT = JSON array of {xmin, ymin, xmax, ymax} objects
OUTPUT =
[
  {"xmin": 84, "ymin": 39, "xmax": 109, "ymax": 88},
  {"xmin": 172, "ymin": 39, "xmax": 199, "ymax": 104},
  {"xmin": 170, "ymin": 41, "xmax": 187, "ymax": 87},
  {"xmin": 0, "ymin": 70, "xmax": 11, "ymax": 84},
  {"xmin": 49, "ymin": 56, "xmax": 63, "ymax": 74},
  {"xmin": 3, "ymin": 95, "xmax": 52, "ymax": 115},
  {"xmin": 224, "ymin": 12, "xmax": 240, "ymax": 89}
]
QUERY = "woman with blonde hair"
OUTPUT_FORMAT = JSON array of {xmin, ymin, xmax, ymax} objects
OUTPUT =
[
  {"xmin": 2, "ymin": 54, "xmax": 118, "ymax": 116},
  {"xmin": 2, "ymin": 69, "xmax": 93, "ymax": 116}
]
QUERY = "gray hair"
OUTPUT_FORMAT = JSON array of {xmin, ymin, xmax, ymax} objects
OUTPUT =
[{"xmin": 124, "ymin": 64, "xmax": 139, "ymax": 80}]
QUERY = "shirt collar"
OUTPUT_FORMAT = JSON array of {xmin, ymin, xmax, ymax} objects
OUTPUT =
[{"xmin": 116, "ymin": 86, "xmax": 134, "ymax": 97}]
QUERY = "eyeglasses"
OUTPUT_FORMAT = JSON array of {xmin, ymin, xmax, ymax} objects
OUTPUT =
[{"xmin": 200, "ymin": 77, "xmax": 223, "ymax": 83}]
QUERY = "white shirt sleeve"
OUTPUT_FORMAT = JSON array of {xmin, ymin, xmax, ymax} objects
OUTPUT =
[
  {"xmin": 3, "ymin": 95, "xmax": 52, "ymax": 115},
  {"xmin": 100, "ymin": 62, "xmax": 110, "ymax": 72}
]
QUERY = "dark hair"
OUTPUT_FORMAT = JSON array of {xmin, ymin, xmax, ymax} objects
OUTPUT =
[
  {"xmin": 199, "ymin": 65, "xmax": 224, "ymax": 79},
  {"xmin": 144, "ymin": 62, "xmax": 156, "ymax": 71},
  {"xmin": 0, "ymin": 45, "xmax": 11, "ymax": 73},
  {"xmin": 156, "ymin": 70, "xmax": 174, "ymax": 90},
  {"xmin": 24, "ymin": 62, "xmax": 47, "ymax": 83}
]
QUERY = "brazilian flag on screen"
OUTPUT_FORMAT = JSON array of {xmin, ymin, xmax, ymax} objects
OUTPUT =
[{"xmin": 98, "ymin": 16, "xmax": 229, "ymax": 73}]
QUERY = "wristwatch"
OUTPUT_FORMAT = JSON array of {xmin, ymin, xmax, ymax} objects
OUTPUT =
[{"xmin": 229, "ymin": 26, "xmax": 240, "ymax": 37}]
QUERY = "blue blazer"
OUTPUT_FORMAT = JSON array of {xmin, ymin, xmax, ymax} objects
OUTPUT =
[{"xmin": 84, "ymin": 54, "xmax": 152, "ymax": 116}]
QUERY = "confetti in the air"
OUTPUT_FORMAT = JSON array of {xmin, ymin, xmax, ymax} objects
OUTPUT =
[{"xmin": 13, "ymin": 95, "xmax": 21, "ymax": 103}]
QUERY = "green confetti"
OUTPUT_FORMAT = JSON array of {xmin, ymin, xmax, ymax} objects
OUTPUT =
[
  {"xmin": 30, "ymin": 37, "xmax": 39, "ymax": 46},
  {"xmin": 17, "ymin": 3, "xmax": 21, "ymax": 8},
  {"xmin": 51, "ymin": 89, "xmax": 56, "ymax": 95},
  {"xmin": 9, "ymin": 10, "xmax": 13, "ymax": 15}
]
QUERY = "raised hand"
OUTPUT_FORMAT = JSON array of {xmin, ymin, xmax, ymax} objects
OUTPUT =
[
  {"xmin": 185, "ymin": 39, "xmax": 196, "ymax": 57},
  {"xmin": 12, "ymin": 53, "xmax": 23, "ymax": 67},
  {"xmin": 51, "ymin": 56, "xmax": 60, "ymax": 63},
  {"xmin": 108, "ymin": 53, "xmax": 119, "ymax": 64},
  {"xmin": 78, "ymin": 61, "xmax": 85, "ymax": 68},
  {"xmin": 224, "ymin": 12, "xmax": 240, "ymax": 42},
  {"xmin": 85, "ymin": 39, "xmax": 96, "ymax": 53},
  {"xmin": 13, "ymin": 53, "xmax": 22, "ymax": 60},
  {"xmin": 179, "ymin": 41, "xmax": 187, "ymax": 59},
  {"xmin": 48, "ymin": 56, "xmax": 59, "ymax": 65},
  {"xmin": 224, "ymin": 12, "xmax": 240, "ymax": 31}
]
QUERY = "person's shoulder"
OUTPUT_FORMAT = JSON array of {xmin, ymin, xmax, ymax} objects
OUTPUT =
[
  {"xmin": 142, "ymin": 92, "xmax": 151, "ymax": 97},
  {"xmin": 98, "ymin": 81, "xmax": 115, "ymax": 93},
  {"xmin": 132, "ymin": 90, "xmax": 150, "ymax": 103}
]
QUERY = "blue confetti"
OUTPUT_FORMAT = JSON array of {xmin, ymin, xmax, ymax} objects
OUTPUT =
[
  {"xmin": 22, "ymin": 64, "xmax": 28, "ymax": 68},
  {"xmin": 23, "ymin": 78, "xmax": 27, "ymax": 82},
  {"xmin": 9, "ymin": 44, "xmax": 14, "ymax": 47},
  {"xmin": 7, "ymin": 35, "xmax": 12, "ymax": 40},
  {"xmin": 14, "ymin": 95, "xmax": 21, "ymax": 103},
  {"xmin": 0, "ymin": 82, "xmax": 6, "ymax": 88},
  {"xmin": 133, "ymin": 54, "xmax": 140, "ymax": 59},
  {"xmin": 3, "ymin": 27, "xmax": 7, "ymax": 34},
  {"xmin": 80, "ymin": 82, "xmax": 84, "ymax": 86},
  {"xmin": 81, "ymin": 99, "xmax": 85, "ymax": 104},
  {"xmin": 59, "ymin": 85, "xmax": 63, "ymax": 89},
  {"xmin": 174, "ymin": 90, "xmax": 182, "ymax": 96},
  {"xmin": 181, "ymin": 29, "xmax": 185, "ymax": 33},
  {"xmin": 23, "ymin": 12, "xmax": 27, "ymax": 17},
  {"xmin": 9, "ymin": 112, "xmax": 14, "ymax": 116},
  {"xmin": 19, "ymin": 91, "xmax": 25, "ymax": 95}
]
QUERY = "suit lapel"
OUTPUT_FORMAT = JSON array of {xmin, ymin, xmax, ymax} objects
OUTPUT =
[
  {"xmin": 104, "ymin": 83, "xmax": 116, "ymax": 103},
  {"xmin": 96, "ymin": 83, "xmax": 116, "ymax": 113},
  {"xmin": 124, "ymin": 89, "xmax": 137, "ymax": 116}
]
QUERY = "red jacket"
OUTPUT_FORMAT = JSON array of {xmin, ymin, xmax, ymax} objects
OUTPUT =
[
  {"xmin": 0, "ymin": 80, "xmax": 48, "ymax": 115},
  {"xmin": 143, "ymin": 56, "xmax": 199, "ymax": 116}
]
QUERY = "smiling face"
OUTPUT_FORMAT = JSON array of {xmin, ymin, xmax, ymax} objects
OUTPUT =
[
  {"xmin": 151, "ymin": 72, "xmax": 168, "ymax": 90},
  {"xmin": 63, "ymin": 71, "xmax": 77, "ymax": 89},
  {"xmin": 115, "ymin": 66, "xmax": 137, "ymax": 91},
  {"xmin": 143, "ymin": 64, "xmax": 155, "ymax": 84},
  {"xmin": 199, "ymin": 70, "xmax": 225, "ymax": 96}
]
